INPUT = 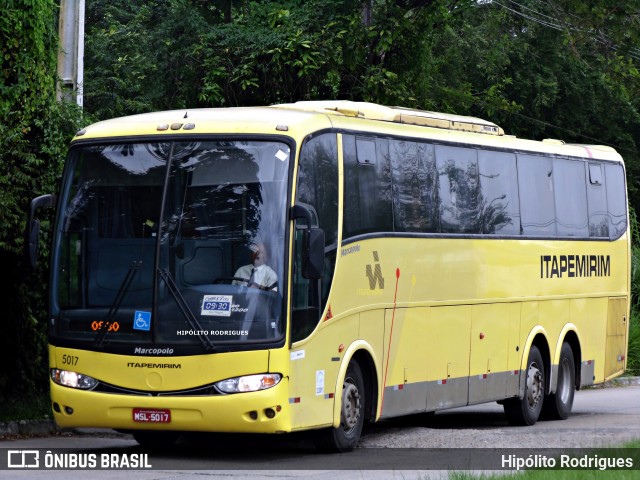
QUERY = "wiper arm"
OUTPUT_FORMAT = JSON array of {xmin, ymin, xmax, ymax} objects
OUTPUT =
[
  {"xmin": 158, "ymin": 268, "xmax": 215, "ymax": 352},
  {"xmin": 94, "ymin": 260, "xmax": 141, "ymax": 348}
]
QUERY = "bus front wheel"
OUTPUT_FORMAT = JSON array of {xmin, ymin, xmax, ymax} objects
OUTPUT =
[
  {"xmin": 542, "ymin": 342, "xmax": 575, "ymax": 420},
  {"xmin": 314, "ymin": 360, "xmax": 365, "ymax": 452},
  {"xmin": 504, "ymin": 345, "xmax": 545, "ymax": 426}
]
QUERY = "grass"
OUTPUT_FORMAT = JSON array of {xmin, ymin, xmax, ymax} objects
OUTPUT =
[
  {"xmin": 450, "ymin": 471, "xmax": 640, "ymax": 480},
  {"xmin": 628, "ymin": 308, "xmax": 640, "ymax": 377}
]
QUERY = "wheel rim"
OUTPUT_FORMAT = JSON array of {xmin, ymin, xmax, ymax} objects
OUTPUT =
[
  {"xmin": 558, "ymin": 357, "xmax": 572, "ymax": 404},
  {"xmin": 340, "ymin": 378, "xmax": 361, "ymax": 433},
  {"xmin": 526, "ymin": 361, "xmax": 544, "ymax": 409}
]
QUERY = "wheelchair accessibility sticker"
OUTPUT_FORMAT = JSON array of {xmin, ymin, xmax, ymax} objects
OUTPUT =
[{"xmin": 133, "ymin": 311, "xmax": 152, "ymax": 331}]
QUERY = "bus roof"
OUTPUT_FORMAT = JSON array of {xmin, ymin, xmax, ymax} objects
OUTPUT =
[
  {"xmin": 73, "ymin": 101, "xmax": 622, "ymax": 163},
  {"xmin": 275, "ymin": 100, "xmax": 505, "ymax": 136}
]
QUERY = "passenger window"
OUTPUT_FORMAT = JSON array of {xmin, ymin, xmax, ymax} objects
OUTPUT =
[
  {"xmin": 587, "ymin": 163, "xmax": 609, "ymax": 238},
  {"xmin": 478, "ymin": 150, "xmax": 520, "ymax": 235},
  {"xmin": 435, "ymin": 145, "xmax": 480, "ymax": 234},
  {"xmin": 605, "ymin": 164, "xmax": 628, "ymax": 239},
  {"xmin": 517, "ymin": 155, "xmax": 556, "ymax": 236},
  {"xmin": 554, "ymin": 159, "xmax": 588, "ymax": 237},
  {"xmin": 343, "ymin": 135, "xmax": 392, "ymax": 238},
  {"xmin": 390, "ymin": 140, "xmax": 439, "ymax": 233}
]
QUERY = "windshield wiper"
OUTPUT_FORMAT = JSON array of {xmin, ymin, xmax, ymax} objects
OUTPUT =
[
  {"xmin": 94, "ymin": 260, "xmax": 142, "ymax": 348},
  {"xmin": 158, "ymin": 268, "xmax": 215, "ymax": 352}
]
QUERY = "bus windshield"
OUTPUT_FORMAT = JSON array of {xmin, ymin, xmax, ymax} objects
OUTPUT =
[{"xmin": 52, "ymin": 140, "xmax": 291, "ymax": 354}]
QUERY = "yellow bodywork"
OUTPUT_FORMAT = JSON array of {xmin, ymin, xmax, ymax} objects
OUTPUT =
[{"xmin": 51, "ymin": 101, "xmax": 630, "ymax": 433}]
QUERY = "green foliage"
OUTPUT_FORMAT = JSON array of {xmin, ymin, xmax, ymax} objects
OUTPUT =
[
  {"xmin": 628, "ymin": 207, "xmax": 640, "ymax": 376},
  {"xmin": 0, "ymin": 1, "xmax": 86, "ymax": 403},
  {"xmin": 81, "ymin": 1, "xmax": 640, "ymax": 213}
]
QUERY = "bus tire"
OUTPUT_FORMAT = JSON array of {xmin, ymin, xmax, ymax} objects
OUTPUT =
[
  {"xmin": 314, "ymin": 360, "xmax": 365, "ymax": 452},
  {"xmin": 132, "ymin": 430, "xmax": 179, "ymax": 449},
  {"xmin": 503, "ymin": 345, "xmax": 545, "ymax": 426},
  {"xmin": 542, "ymin": 342, "xmax": 575, "ymax": 420}
]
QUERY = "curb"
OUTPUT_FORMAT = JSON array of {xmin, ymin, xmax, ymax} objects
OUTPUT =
[
  {"xmin": 601, "ymin": 376, "xmax": 640, "ymax": 387},
  {"xmin": 2, "ymin": 378, "xmax": 639, "ymax": 439},
  {"xmin": 0, "ymin": 421, "xmax": 127, "ymax": 439},
  {"xmin": 0, "ymin": 419, "xmax": 58, "ymax": 438}
]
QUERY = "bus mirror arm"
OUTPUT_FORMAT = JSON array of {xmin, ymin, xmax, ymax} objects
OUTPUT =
[
  {"xmin": 25, "ymin": 194, "xmax": 56, "ymax": 269},
  {"xmin": 290, "ymin": 204, "xmax": 325, "ymax": 280}
]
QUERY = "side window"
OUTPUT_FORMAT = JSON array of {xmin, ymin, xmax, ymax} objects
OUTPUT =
[
  {"xmin": 478, "ymin": 150, "xmax": 520, "ymax": 235},
  {"xmin": 296, "ymin": 135, "xmax": 339, "ymax": 246},
  {"xmin": 343, "ymin": 135, "xmax": 392, "ymax": 238},
  {"xmin": 435, "ymin": 145, "xmax": 480, "ymax": 234},
  {"xmin": 390, "ymin": 140, "xmax": 438, "ymax": 233},
  {"xmin": 292, "ymin": 133, "xmax": 339, "ymax": 342},
  {"xmin": 553, "ymin": 159, "xmax": 588, "ymax": 237},
  {"xmin": 518, "ymin": 155, "xmax": 556, "ymax": 236},
  {"xmin": 587, "ymin": 163, "xmax": 609, "ymax": 238},
  {"xmin": 605, "ymin": 163, "xmax": 628, "ymax": 239}
]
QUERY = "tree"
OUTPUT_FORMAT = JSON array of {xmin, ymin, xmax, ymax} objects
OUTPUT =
[{"xmin": 0, "ymin": 0, "xmax": 85, "ymax": 402}]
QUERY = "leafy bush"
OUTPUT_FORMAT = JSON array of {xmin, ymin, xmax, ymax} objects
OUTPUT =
[
  {"xmin": 628, "ymin": 208, "xmax": 640, "ymax": 376},
  {"xmin": 0, "ymin": 2, "xmax": 85, "ymax": 403}
]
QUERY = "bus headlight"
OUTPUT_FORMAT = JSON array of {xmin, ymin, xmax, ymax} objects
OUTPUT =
[
  {"xmin": 51, "ymin": 369, "xmax": 98, "ymax": 390},
  {"xmin": 215, "ymin": 373, "xmax": 282, "ymax": 393}
]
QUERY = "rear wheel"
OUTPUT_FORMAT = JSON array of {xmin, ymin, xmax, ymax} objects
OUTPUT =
[
  {"xmin": 504, "ymin": 345, "xmax": 545, "ymax": 426},
  {"xmin": 314, "ymin": 360, "xmax": 365, "ymax": 452},
  {"xmin": 542, "ymin": 342, "xmax": 575, "ymax": 420}
]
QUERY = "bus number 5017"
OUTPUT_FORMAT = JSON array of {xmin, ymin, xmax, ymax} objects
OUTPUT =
[{"xmin": 62, "ymin": 354, "xmax": 78, "ymax": 366}]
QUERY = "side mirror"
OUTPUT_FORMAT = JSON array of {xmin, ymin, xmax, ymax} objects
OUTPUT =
[
  {"xmin": 291, "ymin": 204, "xmax": 325, "ymax": 280},
  {"xmin": 25, "ymin": 194, "xmax": 55, "ymax": 268}
]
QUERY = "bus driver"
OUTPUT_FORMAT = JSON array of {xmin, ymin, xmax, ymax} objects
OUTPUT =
[{"xmin": 233, "ymin": 242, "xmax": 278, "ymax": 291}]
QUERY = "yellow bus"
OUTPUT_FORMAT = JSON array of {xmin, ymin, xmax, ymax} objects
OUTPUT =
[{"xmin": 28, "ymin": 100, "xmax": 630, "ymax": 451}]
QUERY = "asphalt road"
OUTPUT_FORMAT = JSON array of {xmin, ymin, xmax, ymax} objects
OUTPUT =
[{"xmin": 1, "ymin": 385, "xmax": 639, "ymax": 479}]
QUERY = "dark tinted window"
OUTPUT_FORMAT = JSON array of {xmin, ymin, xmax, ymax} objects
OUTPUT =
[
  {"xmin": 436, "ymin": 145, "xmax": 480, "ymax": 234},
  {"xmin": 554, "ymin": 159, "xmax": 588, "ymax": 237},
  {"xmin": 478, "ymin": 150, "xmax": 520, "ymax": 234},
  {"xmin": 587, "ymin": 163, "xmax": 609, "ymax": 238},
  {"xmin": 518, "ymin": 155, "xmax": 556, "ymax": 236},
  {"xmin": 297, "ymin": 134, "xmax": 339, "ymax": 245},
  {"xmin": 390, "ymin": 140, "xmax": 439, "ymax": 232},
  {"xmin": 340, "ymin": 133, "xmax": 625, "ymax": 241},
  {"xmin": 293, "ymin": 133, "xmax": 339, "ymax": 342},
  {"xmin": 343, "ymin": 135, "xmax": 392, "ymax": 237},
  {"xmin": 605, "ymin": 164, "xmax": 628, "ymax": 239}
]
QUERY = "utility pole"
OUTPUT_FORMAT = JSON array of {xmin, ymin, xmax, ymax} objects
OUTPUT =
[{"xmin": 57, "ymin": 0, "xmax": 85, "ymax": 107}]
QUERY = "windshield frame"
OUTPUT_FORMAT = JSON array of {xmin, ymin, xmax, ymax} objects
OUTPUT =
[{"xmin": 49, "ymin": 134, "xmax": 296, "ymax": 356}]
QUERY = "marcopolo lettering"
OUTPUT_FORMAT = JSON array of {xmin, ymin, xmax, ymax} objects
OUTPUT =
[
  {"xmin": 134, "ymin": 347, "xmax": 174, "ymax": 355},
  {"xmin": 540, "ymin": 254, "xmax": 610, "ymax": 279}
]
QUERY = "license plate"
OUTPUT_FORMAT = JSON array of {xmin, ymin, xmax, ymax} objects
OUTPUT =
[{"xmin": 132, "ymin": 408, "xmax": 171, "ymax": 423}]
